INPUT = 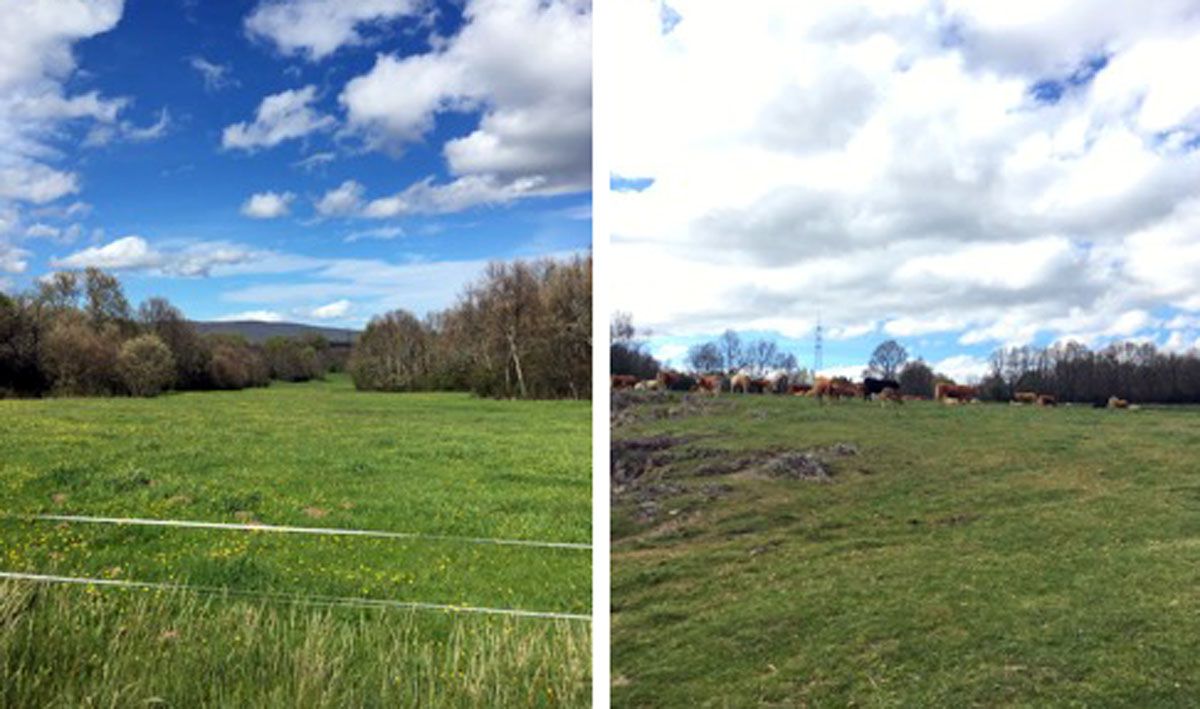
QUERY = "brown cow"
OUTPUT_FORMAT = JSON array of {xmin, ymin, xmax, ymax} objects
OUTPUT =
[
  {"xmin": 611, "ymin": 374, "xmax": 638, "ymax": 390},
  {"xmin": 790, "ymin": 383, "xmax": 813, "ymax": 396},
  {"xmin": 696, "ymin": 374, "xmax": 724, "ymax": 395},
  {"xmin": 830, "ymin": 378, "xmax": 862, "ymax": 399},
  {"xmin": 935, "ymin": 383, "xmax": 979, "ymax": 402},
  {"xmin": 1013, "ymin": 391, "xmax": 1038, "ymax": 404},
  {"xmin": 730, "ymin": 373, "xmax": 752, "ymax": 393},
  {"xmin": 1107, "ymin": 395, "xmax": 1129, "ymax": 409},
  {"xmin": 1036, "ymin": 394, "xmax": 1057, "ymax": 407},
  {"xmin": 812, "ymin": 377, "xmax": 859, "ymax": 402}
]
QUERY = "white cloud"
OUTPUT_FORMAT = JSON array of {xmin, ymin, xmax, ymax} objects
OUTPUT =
[
  {"xmin": 0, "ymin": 0, "xmax": 128, "ymax": 213},
  {"xmin": 314, "ymin": 180, "xmax": 365, "ymax": 217},
  {"xmin": 53, "ymin": 235, "xmax": 160, "ymax": 271},
  {"xmin": 245, "ymin": 0, "xmax": 424, "ymax": 61},
  {"xmin": 652, "ymin": 343, "xmax": 688, "ymax": 367},
  {"xmin": 51, "ymin": 236, "xmax": 294, "ymax": 278},
  {"xmin": 222, "ymin": 85, "xmax": 336, "ymax": 151},
  {"xmin": 241, "ymin": 190, "xmax": 295, "ymax": 219},
  {"xmin": 0, "ymin": 164, "xmax": 80, "ymax": 204},
  {"xmin": 336, "ymin": 0, "xmax": 591, "ymax": 213},
  {"xmin": 932, "ymin": 354, "xmax": 992, "ymax": 383},
  {"xmin": 217, "ymin": 310, "xmax": 284, "ymax": 323},
  {"xmin": 83, "ymin": 107, "xmax": 171, "ymax": 147},
  {"xmin": 610, "ymin": 0, "xmax": 1200, "ymax": 352},
  {"xmin": 345, "ymin": 225, "xmax": 404, "ymax": 242},
  {"xmin": 0, "ymin": 243, "xmax": 30, "ymax": 274},
  {"xmin": 188, "ymin": 56, "xmax": 237, "ymax": 91},
  {"xmin": 293, "ymin": 151, "xmax": 335, "ymax": 171},
  {"xmin": 309, "ymin": 298, "xmax": 352, "ymax": 319}
]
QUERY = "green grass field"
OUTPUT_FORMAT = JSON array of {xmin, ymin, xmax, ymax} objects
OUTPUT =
[
  {"xmin": 0, "ymin": 375, "xmax": 591, "ymax": 706},
  {"xmin": 612, "ymin": 393, "xmax": 1200, "ymax": 707}
]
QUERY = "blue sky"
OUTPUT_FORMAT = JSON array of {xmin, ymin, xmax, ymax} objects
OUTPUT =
[
  {"xmin": 610, "ymin": 0, "xmax": 1200, "ymax": 383},
  {"xmin": 0, "ymin": 0, "xmax": 591, "ymax": 327}
]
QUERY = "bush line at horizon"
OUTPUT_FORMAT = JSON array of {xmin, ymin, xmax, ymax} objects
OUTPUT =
[{"xmin": 1, "ymin": 253, "xmax": 591, "ymax": 402}]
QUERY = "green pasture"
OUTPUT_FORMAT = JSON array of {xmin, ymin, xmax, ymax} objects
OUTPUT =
[
  {"xmin": 0, "ymin": 375, "xmax": 591, "ymax": 706},
  {"xmin": 612, "ymin": 393, "xmax": 1200, "ymax": 707}
]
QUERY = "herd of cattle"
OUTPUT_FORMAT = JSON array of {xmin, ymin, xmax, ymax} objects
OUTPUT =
[{"xmin": 612, "ymin": 371, "xmax": 1138, "ymax": 409}]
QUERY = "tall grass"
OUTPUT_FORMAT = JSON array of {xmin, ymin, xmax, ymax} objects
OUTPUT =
[{"xmin": 0, "ymin": 582, "xmax": 589, "ymax": 707}]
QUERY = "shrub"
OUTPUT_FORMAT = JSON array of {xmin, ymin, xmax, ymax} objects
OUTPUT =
[
  {"xmin": 349, "ymin": 310, "xmax": 432, "ymax": 391},
  {"xmin": 207, "ymin": 336, "xmax": 270, "ymax": 390},
  {"xmin": 117, "ymin": 334, "xmax": 176, "ymax": 397},
  {"xmin": 39, "ymin": 314, "xmax": 121, "ymax": 396}
]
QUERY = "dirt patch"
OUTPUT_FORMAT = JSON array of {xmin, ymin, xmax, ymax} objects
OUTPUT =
[
  {"xmin": 303, "ymin": 506, "xmax": 327, "ymax": 519},
  {"xmin": 611, "ymin": 390, "xmax": 723, "ymax": 427},
  {"xmin": 611, "ymin": 436, "xmax": 687, "ymax": 487},
  {"xmin": 762, "ymin": 452, "xmax": 833, "ymax": 481},
  {"xmin": 51, "ymin": 492, "xmax": 68, "ymax": 506}
]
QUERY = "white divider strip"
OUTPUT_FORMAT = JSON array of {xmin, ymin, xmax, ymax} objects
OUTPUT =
[
  {"xmin": 0, "ymin": 571, "xmax": 591, "ymax": 622},
  {"xmin": 25, "ymin": 514, "xmax": 591, "ymax": 551}
]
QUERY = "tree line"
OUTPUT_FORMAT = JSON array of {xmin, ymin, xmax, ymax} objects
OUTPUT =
[
  {"xmin": 978, "ymin": 341, "xmax": 1200, "ymax": 404},
  {"xmin": 350, "ymin": 254, "xmax": 591, "ymax": 399},
  {"xmin": 0, "ymin": 268, "xmax": 339, "ymax": 398}
]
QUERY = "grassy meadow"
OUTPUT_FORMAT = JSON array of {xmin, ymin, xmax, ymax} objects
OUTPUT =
[
  {"xmin": 0, "ymin": 375, "xmax": 591, "ymax": 706},
  {"xmin": 612, "ymin": 392, "xmax": 1200, "ymax": 707}
]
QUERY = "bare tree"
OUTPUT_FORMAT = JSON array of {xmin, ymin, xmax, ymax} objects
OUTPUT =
[{"xmin": 867, "ymin": 340, "xmax": 908, "ymax": 379}]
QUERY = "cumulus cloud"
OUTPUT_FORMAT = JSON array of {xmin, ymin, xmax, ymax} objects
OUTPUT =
[
  {"xmin": 336, "ymin": 0, "xmax": 591, "ymax": 213},
  {"xmin": 309, "ymin": 298, "xmax": 352, "ymax": 319},
  {"xmin": 244, "ymin": 0, "xmax": 425, "ymax": 61},
  {"xmin": 217, "ymin": 310, "xmax": 284, "ymax": 323},
  {"xmin": 53, "ymin": 235, "xmax": 160, "ymax": 271},
  {"xmin": 611, "ymin": 0, "xmax": 1200, "ymax": 353},
  {"xmin": 222, "ymin": 86, "xmax": 336, "ymax": 151},
  {"xmin": 51, "ymin": 236, "xmax": 292, "ymax": 278},
  {"xmin": 0, "ymin": 243, "xmax": 30, "ymax": 274},
  {"xmin": 0, "ymin": 1, "xmax": 128, "ymax": 212},
  {"xmin": 314, "ymin": 180, "xmax": 365, "ymax": 217},
  {"xmin": 241, "ymin": 190, "xmax": 295, "ymax": 219}
]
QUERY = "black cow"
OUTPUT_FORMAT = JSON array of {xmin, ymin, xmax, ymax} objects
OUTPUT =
[{"xmin": 863, "ymin": 377, "xmax": 900, "ymax": 400}]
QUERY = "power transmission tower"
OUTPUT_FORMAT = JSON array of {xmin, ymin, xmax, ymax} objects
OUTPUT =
[{"xmin": 814, "ymin": 311, "xmax": 824, "ymax": 374}]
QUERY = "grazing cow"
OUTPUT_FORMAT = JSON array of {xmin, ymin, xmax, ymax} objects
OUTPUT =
[
  {"xmin": 863, "ymin": 377, "xmax": 900, "ymax": 400},
  {"xmin": 790, "ymin": 383, "xmax": 813, "ymax": 396},
  {"xmin": 1036, "ymin": 394, "xmax": 1057, "ymax": 407},
  {"xmin": 749, "ymin": 377, "xmax": 772, "ymax": 394},
  {"xmin": 831, "ymin": 378, "xmax": 862, "ymax": 399},
  {"xmin": 766, "ymin": 372, "xmax": 791, "ymax": 395},
  {"xmin": 1013, "ymin": 391, "xmax": 1038, "ymax": 404},
  {"xmin": 935, "ymin": 383, "xmax": 979, "ymax": 402},
  {"xmin": 813, "ymin": 377, "xmax": 859, "ymax": 402},
  {"xmin": 611, "ymin": 374, "xmax": 639, "ymax": 390},
  {"xmin": 635, "ymin": 379, "xmax": 663, "ymax": 392},
  {"xmin": 1107, "ymin": 395, "xmax": 1129, "ymax": 409},
  {"xmin": 730, "ymin": 373, "xmax": 752, "ymax": 393},
  {"xmin": 696, "ymin": 374, "xmax": 724, "ymax": 395},
  {"xmin": 660, "ymin": 371, "xmax": 696, "ymax": 392}
]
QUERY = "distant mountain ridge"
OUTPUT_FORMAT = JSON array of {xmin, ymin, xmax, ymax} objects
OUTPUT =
[{"xmin": 191, "ymin": 320, "xmax": 359, "ymax": 346}]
